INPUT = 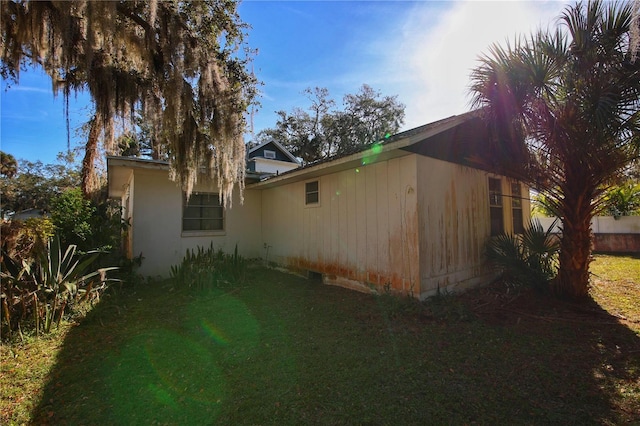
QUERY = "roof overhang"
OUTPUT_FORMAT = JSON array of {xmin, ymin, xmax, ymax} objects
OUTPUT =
[
  {"xmin": 399, "ymin": 113, "xmax": 501, "ymax": 173},
  {"xmin": 107, "ymin": 157, "xmax": 169, "ymax": 198},
  {"xmin": 248, "ymin": 110, "xmax": 499, "ymax": 189},
  {"xmin": 106, "ymin": 156, "xmax": 265, "ymax": 198},
  {"xmin": 247, "ymin": 139, "xmax": 299, "ymax": 164}
]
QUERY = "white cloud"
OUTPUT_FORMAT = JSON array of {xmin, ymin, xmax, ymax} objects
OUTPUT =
[{"xmin": 373, "ymin": 1, "xmax": 568, "ymax": 130}]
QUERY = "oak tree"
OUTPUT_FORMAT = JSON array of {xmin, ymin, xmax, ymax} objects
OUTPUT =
[{"xmin": 1, "ymin": 0, "xmax": 256, "ymax": 204}]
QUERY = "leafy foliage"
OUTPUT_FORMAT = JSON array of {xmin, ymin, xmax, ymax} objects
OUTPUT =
[
  {"xmin": 486, "ymin": 219, "xmax": 560, "ymax": 292},
  {"xmin": 1, "ymin": 1, "xmax": 257, "ymax": 205},
  {"xmin": 0, "ymin": 151, "xmax": 17, "ymax": 178},
  {"xmin": 470, "ymin": 0, "xmax": 640, "ymax": 299},
  {"xmin": 531, "ymin": 192, "xmax": 558, "ymax": 218},
  {"xmin": 170, "ymin": 243, "xmax": 246, "ymax": 291},
  {"xmin": 50, "ymin": 188, "xmax": 96, "ymax": 250},
  {"xmin": 1, "ymin": 217, "xmax": 55, "ymax": 266},
  {"xmin": 255, "ymin": 84, "xmax": 405, "ymax": 164},
  {"xmin": 1, "ymin": 236, "xmax": 116, "ymax": 338},
  {"xmin": 0, "ymin": 155, "xmax": 80, "ymax": 216},
  {"xmin": 601, "ymin": 181, "xmax": 640, "ymax": 217}
]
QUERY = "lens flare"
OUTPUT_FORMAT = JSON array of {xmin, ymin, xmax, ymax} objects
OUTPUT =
[{"xmin": 200, "ymin": 320, "xmax": 229, "ymax": 345}]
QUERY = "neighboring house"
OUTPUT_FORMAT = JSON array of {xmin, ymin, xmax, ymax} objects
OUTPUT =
[
  {"xmin": 11, "ymin": 208, "xmax": 46, "ymax": 221},
  {"xmin": 246, "ymin": 140, "xmax": 300, "ymax": 176},
  {"xmin": 108, "ymin": 111, "xmax": 530, "ymax": 299}
]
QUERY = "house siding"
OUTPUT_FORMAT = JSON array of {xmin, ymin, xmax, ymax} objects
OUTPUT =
[
  {"xmin": 130, "ymin": 168, "xmax": 262, "ymax": 276},
  {"xmin": 261, "ymin": 154, "xmax": 420, "ymax": 295},
  {"xmin": 249, "ymin": 142, "xmax": 293, "ymax": 162},
  {"xmin": 415, "ymin": 157, "xmax": 531, "ymax": 298},
  {"xmin": 416, "ymin": 157, "xmax": 491, "ymax": 297},
  {"xmin": 249, "ymin": 158, "xmax": 299, "ymax": 175}
]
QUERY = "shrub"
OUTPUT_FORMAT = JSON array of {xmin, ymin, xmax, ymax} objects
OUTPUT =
[
  {"xmin": 1, "ymin": 236, "xmax": 117, "ymax": 339},
  {"xmin": 50, "ymin": 188, "xmax": 95, "ymax": 249},
  {"xmin": 602, "ymin": 182, "xmax": 640, "ymax": 218},
  {"xmin": 170, "ymin": 243, "xmax": 245, "ymax": 291},
  {"xmin": 1, "ymin": 217, "xmax": 54, "ymax": 265},
  {"xmin": 486, "ymin": 219, "xmax": 559, "ymax": 292}
]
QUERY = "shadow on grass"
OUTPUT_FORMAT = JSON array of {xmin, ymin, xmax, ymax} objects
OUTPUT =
[{"xmin": 32, "ymin": 268, "xmax": 639, "ymax": 424}]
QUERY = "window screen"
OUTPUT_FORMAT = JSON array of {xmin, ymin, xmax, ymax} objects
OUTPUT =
[
  {"xmin": 511, "ymin": 182, "xmax": 524, "ymax": 234},
  {"xmin": 489, "ymin": 178, "xmax": 503, "ymax": 236},
  {"xmin": 305, "ymin": 181, "xmax": 319, "ymax": 205},
  {"xmin": 182, "ymin": 192, "xmax": 224, "ymax": 231}
]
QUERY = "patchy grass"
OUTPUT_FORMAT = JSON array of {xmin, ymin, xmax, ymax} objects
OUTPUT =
[
  {"xmin": 1, "ymin": 254, "xmax": 639, "ymax": 425},
  {"xmin": 590, "ymin": 254, "xmax": 640, "ymax": 326},
  {"xmin": 0, "ymin": 326, "xmax": 71, "ymax": 423}
]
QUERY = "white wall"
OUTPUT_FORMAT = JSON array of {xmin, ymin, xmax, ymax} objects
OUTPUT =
[
  {"xmin": 536, "ymin": 216, "xmax": 640, "ymax": 234},
  {"xmin": 261, "ymin": 155, "xmax": 420, "ymax": 295},
  {"xmin": 131, "ymin": 168, "xmax": 262, "ymax": 277},
  {"xmin": 252, "ymin": 158, "xmax": 299, "ymax": 175}
]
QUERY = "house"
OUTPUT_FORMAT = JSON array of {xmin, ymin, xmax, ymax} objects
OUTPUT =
[
  {"xmin": 246, "ymin": 140, "xmax": 300, "ymax": 176},
  {"xmin": 107, "ymin": 111, "xmax": 530, "ymax": 299},
  {"xmin": 10, "ymin": 208, "xmax": 46, "ymax": 221}
]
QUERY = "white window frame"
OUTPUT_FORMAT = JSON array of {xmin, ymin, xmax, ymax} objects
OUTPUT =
[{"xmin": 263, "ymin": 149, "xmax": 276, "ymax": 159}]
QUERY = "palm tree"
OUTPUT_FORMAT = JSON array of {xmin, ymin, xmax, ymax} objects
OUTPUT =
[
  {"xmin": 0, "ymin": 151, "xmax": 18, "ymax": 179},
  {"xmin": 470, "ymin": 0, "xmax": 640, "ymax": 299}
]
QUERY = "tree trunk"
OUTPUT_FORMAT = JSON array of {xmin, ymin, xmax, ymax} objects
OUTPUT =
[
  {"xmin": 81, "ymin": 115, "xmax": 101, "ymax": 200},
  {"xmin": 554, "ymin": 185, "xmax": 595, "ymax": 300}
]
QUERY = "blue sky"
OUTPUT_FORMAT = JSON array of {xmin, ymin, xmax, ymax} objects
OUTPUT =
[{"xmin": 0, "ymin": 0, "xmax": 568, "ymax": 165}]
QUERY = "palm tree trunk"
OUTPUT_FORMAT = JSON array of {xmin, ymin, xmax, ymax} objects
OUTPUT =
[
  {"xmin": 81, "ymin": 115, "xmax": 101, "ymax": 200},
  {"xmin": 554, "ymin": 183, "xmax": 595, "ymax": 299}
]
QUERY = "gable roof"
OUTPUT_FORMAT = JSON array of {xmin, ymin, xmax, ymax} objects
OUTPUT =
[
  {"xmin": 247, "ymin": 140, "xmax": 299, "ymax": 163},
  {"xmin": 249, "ymin": 110, "xmax": 506, "ymax": 189},
  {"xmin": 108, "ymin": 110, "xmax": 516, "ymax": 196}
]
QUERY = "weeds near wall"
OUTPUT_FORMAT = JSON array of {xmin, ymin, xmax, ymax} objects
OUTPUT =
[{"xmin": 169, "ymin": 243, "xmax": 246, "ymax": 290}]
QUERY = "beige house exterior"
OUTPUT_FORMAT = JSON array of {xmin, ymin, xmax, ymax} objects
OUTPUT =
[{"xmin": 108, "ymin": 111, "xmax": 530, "ymax": 299}]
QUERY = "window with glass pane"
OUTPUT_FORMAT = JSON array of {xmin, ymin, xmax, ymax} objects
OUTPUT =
[
  {"xmin": 489, "ymin": 178, "xmax": 503, "ymax": 236},
  {"xmin": 305, "ymin": 181, "xmax": 319, "ymax": 205},
  {"xmin": 511, "ymin": 182, "xmax": 524, "ymax": 234},
  {"xmin": 182, "ymin": 192, "xmax": 223, "ymax": 231}
]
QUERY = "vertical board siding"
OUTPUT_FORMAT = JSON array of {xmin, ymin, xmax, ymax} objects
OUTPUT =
[
  {"xmin": 261, "ymin": 155, "xmax": 419, "ymax": 294},
  {"xmin": 399, "ymin": 158, "xmax": 419, "ymax": 294},
  {"xmin": 355, "ymin": 168, "xmax": 368, "ymax": 281},
  {"xmin": 416, "ymin": 156, "xmax": 492, "ymax": 296},
  {"xmin": 375, "ymin": 162, "xmax": 390, "ymax": 287},
  {"xmin": 365, "ymin": 165, "xmax": 379, "ymax": 283}
]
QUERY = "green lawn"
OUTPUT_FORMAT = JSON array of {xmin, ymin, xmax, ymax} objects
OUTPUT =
[{"xmin": 2, "ymin": 255, "xmax": 639, "ymax": 425}]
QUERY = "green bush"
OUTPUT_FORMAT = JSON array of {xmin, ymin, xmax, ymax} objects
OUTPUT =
[
  {"xmin": 170, "ymin": 243, "xmax": 245, "ymax": 291},
  {"xmin": 486, "ymin": 219, "xmax": 559, "ymax": 292},
  {"xmin": 1, "ymin": 236, "xmax": 117, "ymax": 339},
  {"xmin": 0, "ymin": 217, "xmax": 54, "ymax": 265},
  {"xmin": 602, "ymin": 182, "xmax": 640, "ymax": 217}
]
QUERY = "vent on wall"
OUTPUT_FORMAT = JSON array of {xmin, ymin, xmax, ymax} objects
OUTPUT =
[{"xmin": 264, "ymin": 150, "xmax": 276, "ymax": 159}]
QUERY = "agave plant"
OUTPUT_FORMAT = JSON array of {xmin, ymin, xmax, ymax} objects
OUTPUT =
[
  {"xmin": 2, "ymin": 236, "xmax": 117, "ymax": 337},
  {"xmin": 486, "ymin": 219, "xmax": 560, "ymax": 292},
  {"xmin": 28, "ymin": 236, "xmax": 117, "ymax": 333}
]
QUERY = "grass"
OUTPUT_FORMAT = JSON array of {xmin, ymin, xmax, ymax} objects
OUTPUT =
[
  {"xmin": 1, "ymin": 254, "xmax": 639, "ymax": 425},
  {"xmin": 590, "ymin": 254, "xmax": 640, "ymax": 323}
]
